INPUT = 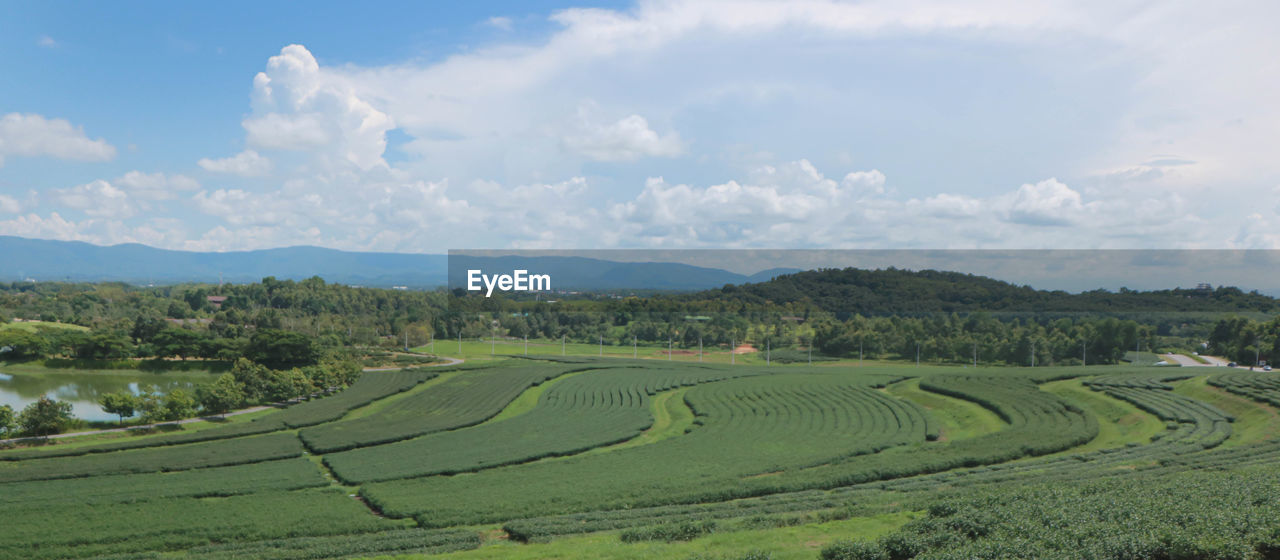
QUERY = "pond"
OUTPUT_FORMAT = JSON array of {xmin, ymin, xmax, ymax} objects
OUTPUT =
[{"xmin": 0, "ymin": 371, "xmax": 204, "ymax": 423}]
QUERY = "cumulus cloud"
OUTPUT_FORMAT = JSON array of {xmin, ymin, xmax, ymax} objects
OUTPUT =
[
  {"xmin": 242, "ymin": 45, "xmax": 394, "ymax": 170},
  {"xmin": 0, "ymin": 113, "xmax": 116, "ymax": 166},
  {"xmin": 37, "ymin": 35, "xmax": 57, "ymax": 48},
  {"xmin": 54, "ymin": 180, "xmax": 135, "ymax": 219},
  {"xmin": 1002, "ymin": 178, "xmax": 1089, "ymax": 226},
  {"xmin": 563, "ymin": 112, "xmax": 684, "ymax": 161},
  {"xmin": 197, "ymin": 149, "xmax": 272, "ymax": 176}
]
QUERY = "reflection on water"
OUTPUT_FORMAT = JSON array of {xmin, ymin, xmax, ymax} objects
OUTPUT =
[{"xmin": 0, "ymin": 371, "xmax": 202, "ymax": 423}]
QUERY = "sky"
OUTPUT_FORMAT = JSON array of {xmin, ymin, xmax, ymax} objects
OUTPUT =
[{"xmin": 1, "ymin": 0, "xmax": 1278, "ymax": 254}]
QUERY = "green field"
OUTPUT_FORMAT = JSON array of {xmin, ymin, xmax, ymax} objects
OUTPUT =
[{"xmin": 3, "ymin": 356, "xmax": 1280, "ymax": 559}]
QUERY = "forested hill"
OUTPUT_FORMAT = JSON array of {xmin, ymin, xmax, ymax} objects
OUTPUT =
[{"xmin": 685, "ymin": 267, "xmax": 1280, "ymax": 314}]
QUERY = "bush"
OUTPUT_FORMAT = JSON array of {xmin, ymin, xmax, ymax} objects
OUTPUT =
[{"xmin": 821, "ymin": 540, "xmax": 888, "ymax": 560}]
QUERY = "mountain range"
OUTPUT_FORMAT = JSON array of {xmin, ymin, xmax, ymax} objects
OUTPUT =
[{"xmin": 0, "ymin": 236, "xmax": 797, "ymax": 290}]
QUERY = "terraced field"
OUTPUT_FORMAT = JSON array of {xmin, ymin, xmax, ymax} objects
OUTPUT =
[{"xmin": 3, "ymin": 357, "xmax": 1280, "ymax": 559}]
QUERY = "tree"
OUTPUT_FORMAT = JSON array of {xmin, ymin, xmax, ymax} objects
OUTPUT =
[
  {"xmin": 198, "ymin": 373, "xmax": 246, "ymax": 416},
  {"xmin": 99, "ymin": 392, "xmax": 139, "ymax": 425},
  {"xmin": 151, "ymin": 327, "xmax": 204, "ymax": 360},
  {"xmin": 0, "ymin": 404, "xmax": 16, "ymax": 436},
  {"xmin": 159, "ymin": 389, "xmax": 198, "ymax": 422},
  {"xmin": 230, "ymin": 358, "xmax": 272, "ymax": 403},
  {"xmin": 18, "ymin": 397, "xmax": 74, "ymax": 437},
  {"xmin": 243, "ymin": 329, "xmax": 320, "ymax": 369},
  {"xmin": 0, "ymin": 329, "xmax": 51, "ymax": 361}
]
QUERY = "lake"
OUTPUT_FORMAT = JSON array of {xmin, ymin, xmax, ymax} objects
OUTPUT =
[{"xmin": 0, "ymin": 371, "xmax": 203, "ymax": 423}]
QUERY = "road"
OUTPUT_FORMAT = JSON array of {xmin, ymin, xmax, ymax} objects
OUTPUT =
[{"xmin": 1163, "ymin": 353, "xmax": 1216, "ymax": 367}]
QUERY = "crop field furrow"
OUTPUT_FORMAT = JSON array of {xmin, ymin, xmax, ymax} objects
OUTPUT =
[
  {"xmin": 298, "ymin": 362, "xmax": 590, "ymax": 453},
  {"xmin": 0, "ymin": 368, "xmax": 443, "ymax": 461},
  {"xmin": 323, "ymin": 363, "xmax": 772, "ymax": 483},
  {"xmin": 0, "ymin": 432, "xmax": 307, "ymax": 483}
]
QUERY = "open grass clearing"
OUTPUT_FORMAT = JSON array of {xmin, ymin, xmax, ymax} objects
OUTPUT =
[
  {"xmin": 1173, "ymin": 375, "xmax": 1280, "ymax": 447},
  {"xmin": 400, "ymin": 511, "xmax": 918, "ymax": 560}
]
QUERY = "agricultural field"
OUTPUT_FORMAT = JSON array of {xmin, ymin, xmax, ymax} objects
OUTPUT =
[{"xmin": 3, "ymin": 356, "xmax": 1280, "ymax": 559}]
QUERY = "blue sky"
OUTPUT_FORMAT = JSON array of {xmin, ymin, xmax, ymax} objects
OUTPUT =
[{"xmin": 1, "ymin": 0, "xmax": 1277, "ymax": 252}]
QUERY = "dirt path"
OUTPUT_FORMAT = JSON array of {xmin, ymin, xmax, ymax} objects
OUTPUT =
[{"xmin": 0, "ymin": 357, "xmax": 465, "ymax": 445}]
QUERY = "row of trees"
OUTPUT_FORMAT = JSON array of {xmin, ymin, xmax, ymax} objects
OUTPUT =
[
  {"xmin": 1208, "ymin": 316, "xmax": 1280, "ymax": 365},
  {"xmin": 0, "ymin": 326, "xmax": 321, "ymax": 368},
  {"xmin": 97, "ymin": 358, "xmax": 361, "ymax": 426},
  {"xmin": 0, "ymin": 398, "xmax": 75, "ymax": 438}
]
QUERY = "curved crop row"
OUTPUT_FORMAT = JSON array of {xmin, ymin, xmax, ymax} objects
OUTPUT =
[
  {"xmin": 324, "ymin": 364, "xmax": 769, "ymax": 483},
  {"xmin": 1208, "ymin": 370, "xmax": 1280, "ymax": 408},
  {"xmin": 359, "ymin": 370, "xmax": 974, "ymax": 528},
  {"xmin": 0, "ymin": 432, "xmax": 305, "ymax": 483},
  {"xmin": 298, "ymin": 362, "xmax": 589, "ymax": 453},
  {"xmin": 0, "ymin": 367, "xmax": 441, "ymax": 461}
]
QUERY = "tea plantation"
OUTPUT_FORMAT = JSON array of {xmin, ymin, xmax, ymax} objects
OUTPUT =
[{"xmin": 3, "ymin": 357, "xmax": 1280, "ymax": 559}]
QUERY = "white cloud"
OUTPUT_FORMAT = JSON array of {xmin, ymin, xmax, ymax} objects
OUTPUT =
[
  {"xmin": 37, "ymin": 35, "xmax": 57, "ymax": 48},
  {"xmin": 114, "ymin": 171, "xmax": 200, "ymax": 200},
  {"xmin": 0, "ymin": 195, "xmax": 21, "ymax": 214},
  {"xmin": 485, "ymin": 16, "xmax": 513, "ymax": 31},
  {"xmin": 242, "ymin": 45, "xmax": 394, "ymax": 170},
  {"xmin": 563, "ymin": 112, "xmax": 684, "ymax": 162},
  {"xmin": 197, "ymin": 149, "xmax": 272, "ymax": 176},
  {"xmin": 54, "ymin": 180, "xmax": 135, "ymax": 219},
  {"xmin": 0, "ymin": 113, "xmax": 115, "ymax": 166},
  {"xmin": 1002, "ymin": 178, "xmax": 1088, "ymax": 226}
]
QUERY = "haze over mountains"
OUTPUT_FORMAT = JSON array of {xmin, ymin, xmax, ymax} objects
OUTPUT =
[{"xmin": 0, "ymin": 236, "xmax": 796, "ymax": 290}]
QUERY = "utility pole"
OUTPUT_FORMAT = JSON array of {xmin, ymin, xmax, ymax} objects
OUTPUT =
[
  {"xmin": 1031, "ymin": 340, "xmax": 1036, "ymax": 367},
  {"xmin": 699, "ymin": 338, "xmax": 703, "ymax": 362},
  {"xmin": 633, "ymin": 335, "xmax": 637, "ymax": 359},
  {"xmin": 599, "ymin": 335, "xmax": 603, "ymax": 357},
  {"xmin": 731, "ymin": 338, "xmax": 735, "ymax": 365},
  {"xmin": 524, "ymin": 335, "xmax": 528, "ymax": 356},
  {"xmin": 404, "ymin": 330, "xmax": 409, "ymax": 352},
  {"xmin": 808, "ymin": 339, "xmax": 812, "ymax": 365},
  {"xmin": 429, "ymin": 334, "xmax": 433, "ymax": 354},
  {"xmin": 668, "ymin": 337, "xmax": 672, "ymax": 361},
  {"xmin": 859, "ymin": 338, "xmax": 864, "ymax": 365}
]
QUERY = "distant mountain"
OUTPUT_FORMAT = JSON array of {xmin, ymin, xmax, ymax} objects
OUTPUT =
[
  {"xmin": 448, "ymin": 255, "xmax": 801, "ymax": 291},
  {"xmin": 0, "ymin": 237, "xmax": 800, "ymax": 290},
  {"xmin": 693, "ymin": 267, "xmax": 1280, "ymax": 313},
  {"xmin": 0, "ymin": 236, "xmax": 448, "ymax": 287}
]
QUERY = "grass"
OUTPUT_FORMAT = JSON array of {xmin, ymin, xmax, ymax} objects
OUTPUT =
[
  {"xmin": 383, "ymin": 511, "xmax": 918, "ymax": 560},
  {"xmin": 1184, "ymin": 353, "xmax": 1211, "ymax": 364},
  {"xmin": 0, "ymin": 320, "xmax": 89, "ymax": 333},
  {"xmin": 487, "ymin": 368, "xmax": 599, "ymax": 423},
  {"xmin": 412, "ymin": 339, "xmax": 999, "ymax": 370},
  {"xmin": 1173, "ymin": 375, "xmax": 1280, "ymax": 448},
  {"xmin": 887, "ymin": 378, "xmax": 1004, "ymax": 442},
  {"xmin": 338, "ymin": 371, "xmax": 462, "ymax": 422},
  {"xmin": 1041, "ymin": 378, "xmax": 1165, "ymax": 454}
]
